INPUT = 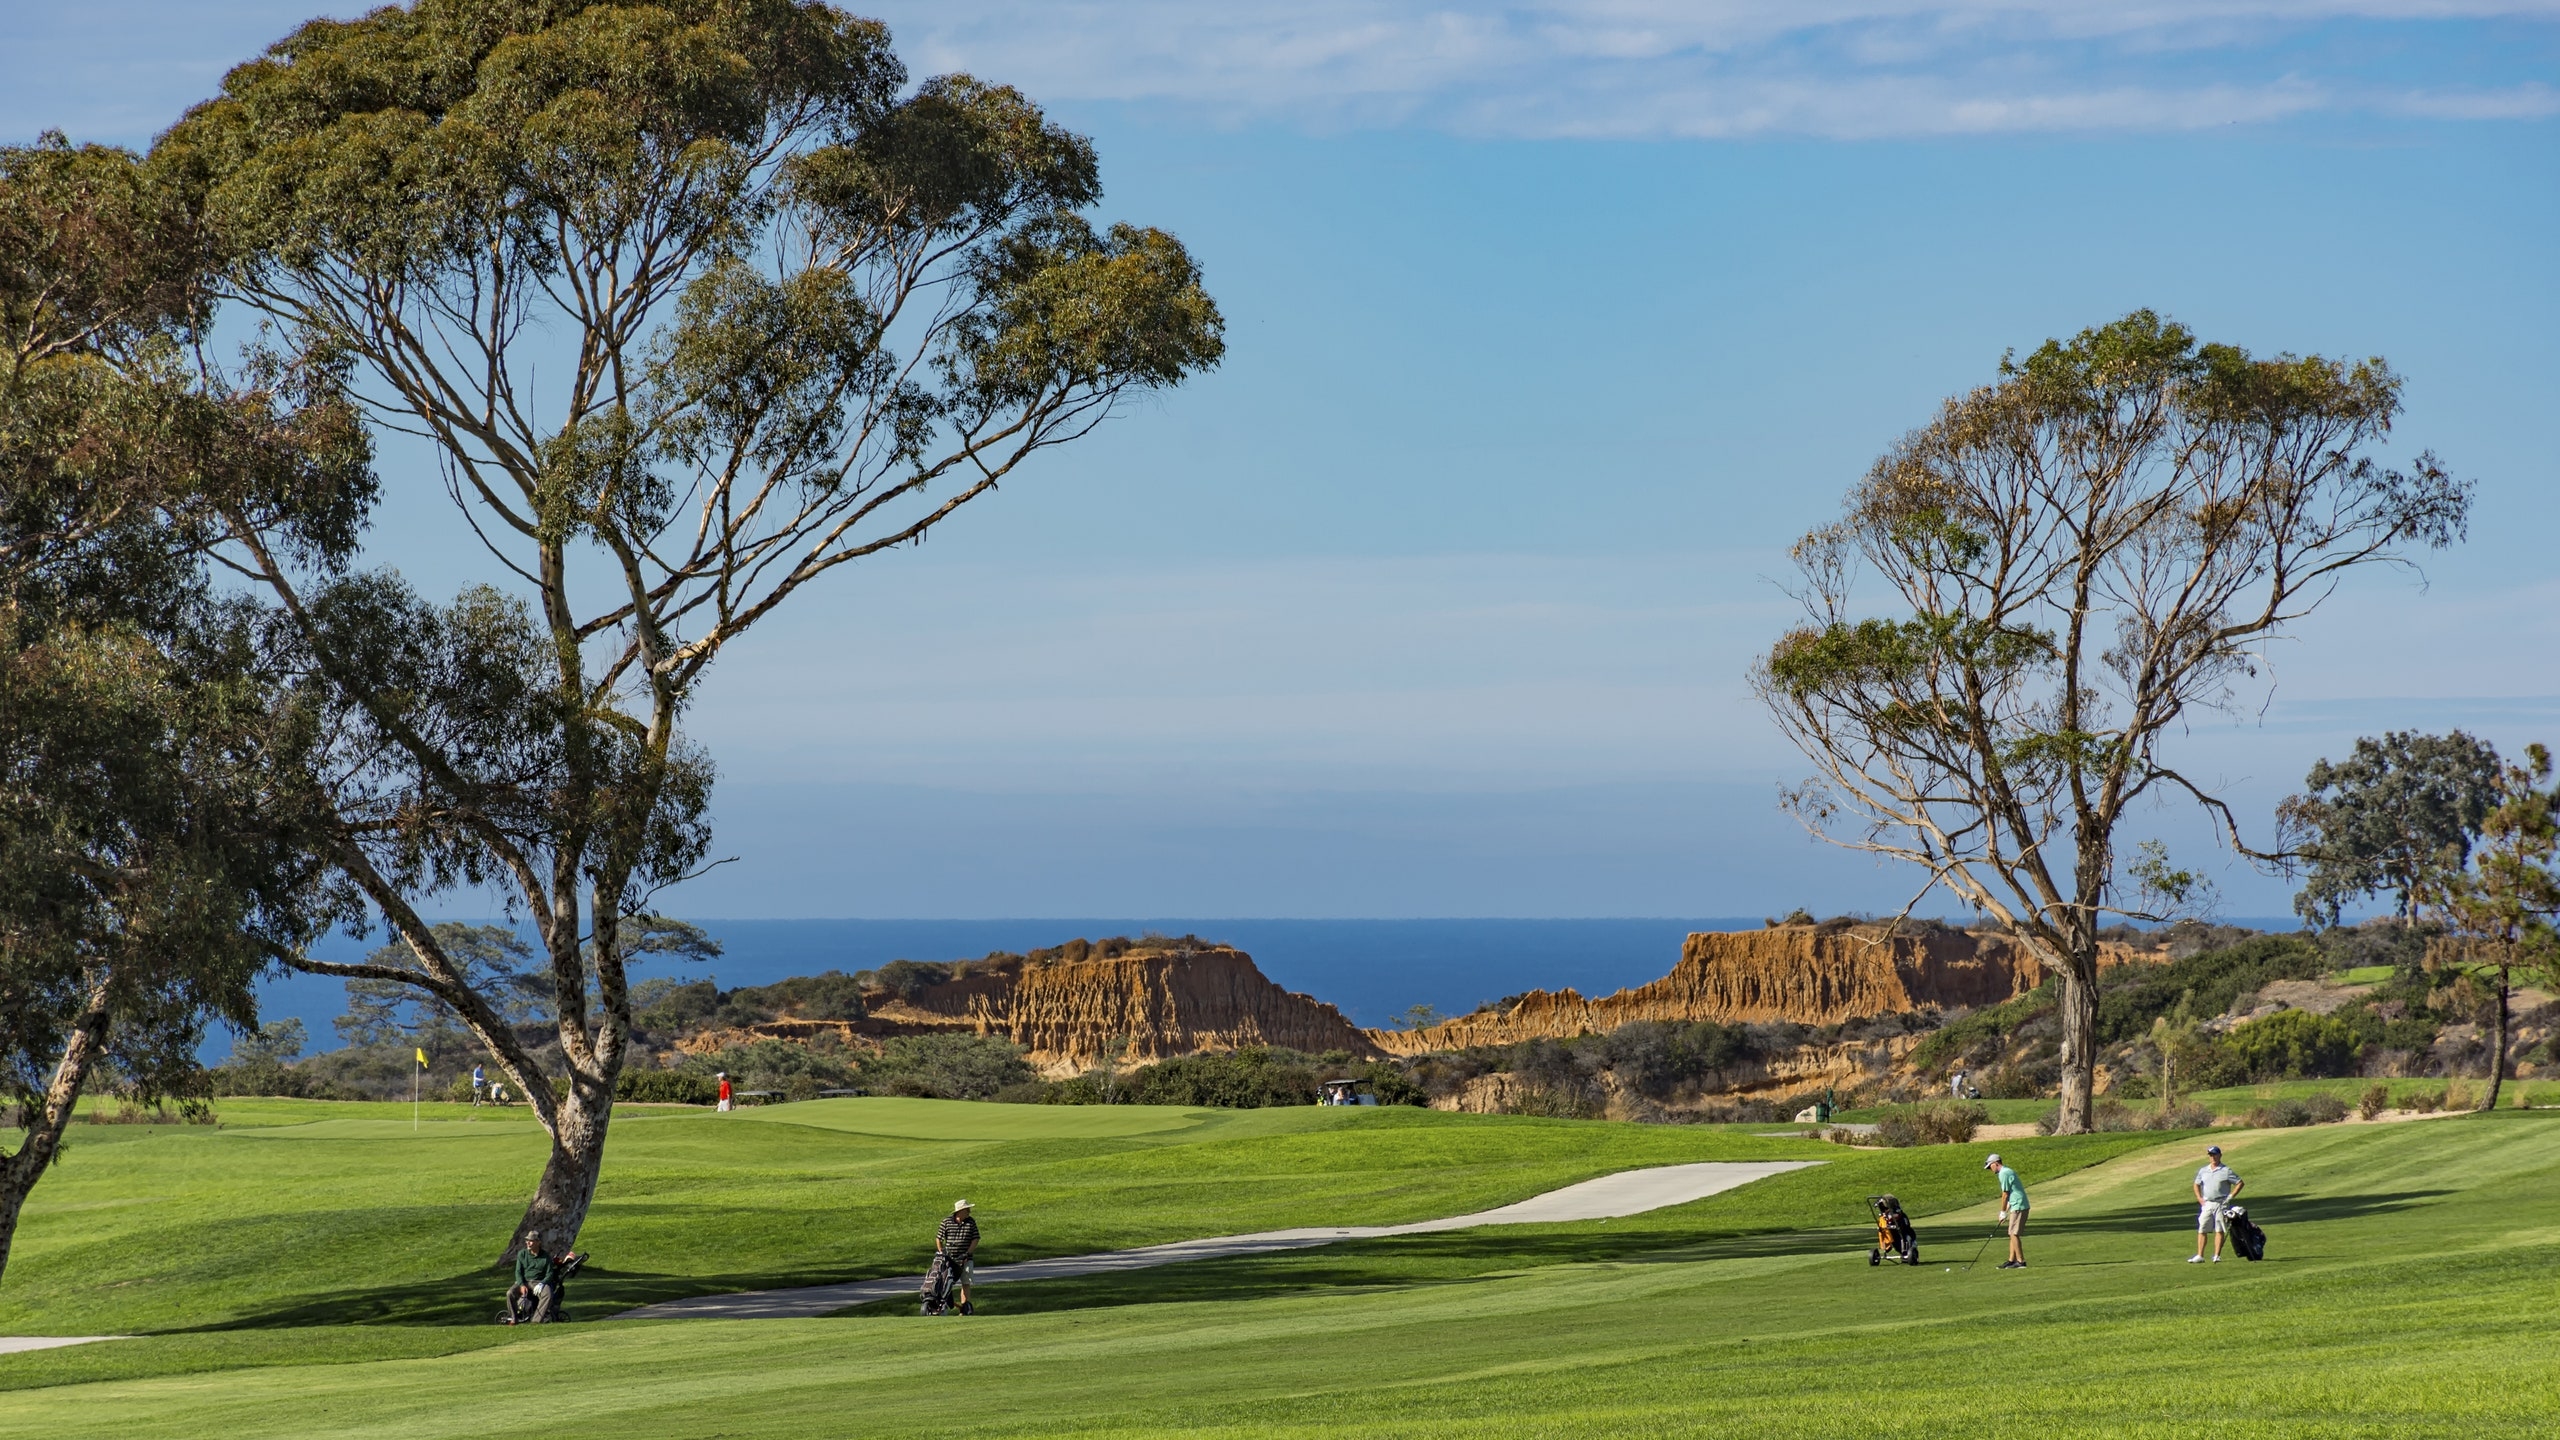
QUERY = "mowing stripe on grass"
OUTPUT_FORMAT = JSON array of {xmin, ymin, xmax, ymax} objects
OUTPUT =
[{"xmin": 615, "ymin": 1160, "xmax": 1820, "ymax": 1319}]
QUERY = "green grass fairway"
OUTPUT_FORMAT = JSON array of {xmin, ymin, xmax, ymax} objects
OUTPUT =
[
  {"xmin": 1, "ymin": 1111, "xmax": 2553, "ymax": 1437},
  {"xmin": 0, "ymin": 1097, "xmax": 1842, "ymax": 1334}
]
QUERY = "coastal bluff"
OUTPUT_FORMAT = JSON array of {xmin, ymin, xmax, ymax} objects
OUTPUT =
[
  {"xmin": 684, "ymin": 939, "xmax": 1382, "ymax": 1076},
  {"xmin": 1368, "ymin": 923, "xmax": 2141, "ymax": 1054}
]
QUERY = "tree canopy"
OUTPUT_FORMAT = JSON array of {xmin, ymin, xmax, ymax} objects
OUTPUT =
[
  {"xmin": 0, "ymin": 135, "xmax": 370, "ymax": 1282},
  {"xmin": 2279, "ymin": 730, "xmax": 2502, "ymax": 927},
  {"xmin": 145, "ymin": 1, "xmax": 1223, "ymax": 1253},
  {"xmin": 1755, "ymin": 309, "xmax": 2470, "ymax": 1132}
]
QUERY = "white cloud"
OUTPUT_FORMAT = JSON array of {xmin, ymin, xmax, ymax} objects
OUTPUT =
[{"xmin": 861, "ymin": 1, "xmax": 2560, "ymax": 137}]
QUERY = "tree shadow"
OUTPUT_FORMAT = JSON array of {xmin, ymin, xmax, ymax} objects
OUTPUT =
[
  {"xmin": 1990, "ymin": 1189, "xmax": 2452, "ymax": 1238},
  {"xmin": 183, "ymin": 1262, "xmax": 924, "ymax": 1331}
]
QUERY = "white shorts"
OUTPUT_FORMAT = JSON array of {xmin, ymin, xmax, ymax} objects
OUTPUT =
[{"xmin": 2198, "ymin": 1204, "xmax": 2227, "ymax": 1233}]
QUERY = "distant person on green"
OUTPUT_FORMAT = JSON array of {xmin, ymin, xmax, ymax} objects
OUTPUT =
[
  {"xmin": 2191, "ymin": 1144, "xmax": 2244, "ymax": 1263},
  {"xmin": 506, "ymin": 1233, "xmax": 554, "ymax": 1324},
  {"xmin": 1984, "ymin": 1153, "xmax": 2029, "ymax": 1268}
]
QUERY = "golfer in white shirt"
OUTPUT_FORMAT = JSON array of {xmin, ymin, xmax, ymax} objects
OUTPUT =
[{"xmin": 2190, "ymin": 1144, "xmax": 2243, "ymax": 1262}]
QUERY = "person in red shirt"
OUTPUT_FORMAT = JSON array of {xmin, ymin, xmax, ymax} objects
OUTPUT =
[{"xmin": 716, "ymin": 1072, "xmax": 732, "ymax": 1113}]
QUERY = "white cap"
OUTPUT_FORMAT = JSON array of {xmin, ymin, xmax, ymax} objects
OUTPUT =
[{"xmin": 1983, "ymin": 1153, "xmax": 2002, "ymax": 1169}]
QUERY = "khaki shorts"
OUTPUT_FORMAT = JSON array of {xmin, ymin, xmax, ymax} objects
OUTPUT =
[{"xmin": 2006, "ymin": 1208, "xmax": 2028, "ymax": 1236}]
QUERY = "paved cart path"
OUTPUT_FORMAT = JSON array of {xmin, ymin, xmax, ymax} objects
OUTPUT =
[
  {"xmin": 614, "ymin": 1159, "xmax": 1818, "ymax": 1321},
  {"xmin": 0, "ymin": 1336, "xmax": 119, "ymax": 1354}
]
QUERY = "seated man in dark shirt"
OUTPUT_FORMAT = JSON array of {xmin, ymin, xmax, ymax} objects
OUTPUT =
[
  {"xmin": 507, "ymin": 1233, "xmax": 556, "ymax": 1324},
  {"xmin": 936, "ymin": 1200, "xmax": 979, "ymax": 1314}
]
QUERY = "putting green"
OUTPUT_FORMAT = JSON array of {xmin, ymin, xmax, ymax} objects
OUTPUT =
[{"xmin": 730, "ymin": 1096, "xmax": 1212, "ymax": 1140}]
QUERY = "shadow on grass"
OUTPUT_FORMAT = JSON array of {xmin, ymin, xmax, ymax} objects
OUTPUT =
[
  {"xmin": 836, "ymin": 1223, "xmax": 1886, "ymax": 1318},
  {"xmin": 185, "ymin": 1263, "xmax": 922, "ymax": 1331},
  {"xmin": 183, "ymin": 1187, "xmax": 2463, "ymax": 1331},
  {"xmin": 1991, "ymin": 1189, "xmax": 2453, "ymax": 1239}
]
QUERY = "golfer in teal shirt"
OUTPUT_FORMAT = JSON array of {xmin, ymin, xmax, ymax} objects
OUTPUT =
[{"xmin": 1985, "ymin": 1153, "xmax": 2029, "ymax": 1269}]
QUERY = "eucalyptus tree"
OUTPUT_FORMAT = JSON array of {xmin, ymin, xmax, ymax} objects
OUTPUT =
[
  {"xmin": 1754, "ymin": 311, "xmax": 2469, "ymax": 1133},
  {"xmin": 0, "ymin": 137, "xmax": 366, "ymax": 1282},
  {"xmin": 2278, "ymin": 730, "xmax": 2502, "ymax": 927},
  {"xmin": 2420, "ymin": 744, "xmax": 2559, "ymax": 1111},
  {"xmin": 157, "ymin": 1, "xmax": 1224, "ymax": 1251}
]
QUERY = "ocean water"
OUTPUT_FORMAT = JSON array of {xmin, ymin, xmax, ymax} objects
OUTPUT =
[{"xmin": 237, "ymin": 916, "xmax": 1762, "ymax": 1058}]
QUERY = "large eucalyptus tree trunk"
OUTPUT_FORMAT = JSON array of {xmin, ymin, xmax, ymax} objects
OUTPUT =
[
  {"xmin": 2054, "ymin": 958, "xmax": 2100, "ymax": 1135},
  {"xmin": 0, "ymin": 987, "xmax": 108, "ymax": 1286},
  {"xmin": 514, "ymin": 1082, "xmax": 613, "ymax": 1257}
]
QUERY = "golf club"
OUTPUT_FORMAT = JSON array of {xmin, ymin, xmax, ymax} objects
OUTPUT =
[{"xmin": 1958, "ymin": 1222, "xmax": 2001, "ymax": 1272}]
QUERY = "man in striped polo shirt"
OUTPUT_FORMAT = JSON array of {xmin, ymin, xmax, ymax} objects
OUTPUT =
[{"xmin": 936, "ymin": 1199, "xmax": 980, "ymax": 1314}]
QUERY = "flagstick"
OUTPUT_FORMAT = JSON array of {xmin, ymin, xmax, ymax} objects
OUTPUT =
[{"xmin": 413, "ymin": 1058, "xmax": 420, "ymax": 1132}]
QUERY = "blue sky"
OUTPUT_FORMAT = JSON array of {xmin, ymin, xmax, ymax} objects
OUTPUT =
[{"xmin": 6, "ymin": 2, "xmax": 2555, "ymax": 919}]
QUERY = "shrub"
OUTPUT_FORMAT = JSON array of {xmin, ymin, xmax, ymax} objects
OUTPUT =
[
  {"xmin": 2303, "ymin": 1092, "xmax": 2349, "ymax": 1124},
  {"xmin": 2157, "ymin": 1101, "xmax": 2214, "ymax": 1130},
  {"xmin": 857, "ymin": 960, "xmax": 954, "ymax": 1002},
  {"xmin": 617, "ymin": 1069, "xmax": 719, "ymax": 1105},
  {"xmin": 730, "ymin": 970, "xmax": 867, "ymax": 1022},
  {"xmin": 1588, "ymin": 1020, "xmax": 1756, "ymax": 1099},
  {"xmin": 1873, "ymin": 1111, "xmax": 1924, "ymax": 1147},
  {"xmin": 1916, "ymin": 1100, "xmax": 1989, "ymax": 1144},
  {"xmin": 1128, "ymin": 1048, "xmax": 1321, "ymax": 1108},
  {"xmin": 1826, "ymin": 1127, "xmax": 1861, "ymax": 1145},
  {"xmin": 861, "ymin": 1034, "xmax": 1036, "ymax": 1101},
  {"xmin": 2096, "ymin": 936, "xmax": 2327, "ymax": 1043},
  {"xmin": 2408, "ymin": 1087, "xmax": 2442, "ymax": 1114},
  {"xmin": 2360, "ymin": 1082, "xmax": 2392, "ymax": 1120},
  {"xmin": 2245, "ymin": 1098, "xmax": 2315, "ymax": 1128},
  {"xmin": 2226, "ymin": 1009, "xmax": 2361, "ymax": 1081},
  {"xmin": 2442, "ymin": 1080, "xmax": 2475, "ymax": 1111},
  {"xmin": 1910, "ymin": 983, "xmax": 2057, "ymax": 1075}
]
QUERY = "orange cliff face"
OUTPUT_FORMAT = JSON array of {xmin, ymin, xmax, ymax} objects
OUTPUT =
[
  {"xmin": 686, "ymin": 942, "xmax": 1383, "ymax": 1076},
  {"xmin": 1369, "ymin": 923, "xmax": 2149, "ymax": 1054}
]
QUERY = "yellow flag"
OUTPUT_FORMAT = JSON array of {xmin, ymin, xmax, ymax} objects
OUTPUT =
[{"xmin": 415, "ymin": 1047, "xmax": 429, "ymax": 1068}]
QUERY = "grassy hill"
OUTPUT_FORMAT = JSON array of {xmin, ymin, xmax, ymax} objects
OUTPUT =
[{"xmin": 3, "ymin": 1101, "xmax": 2554, "ymax": 1437}]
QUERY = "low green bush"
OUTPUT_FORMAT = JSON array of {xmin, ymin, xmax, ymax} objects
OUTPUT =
[
  {"xmin": 860, "ymin": 1034, "xmax": 1037, "ymax": 1101},
  {"xmin": 2303, "ymin": 1093, "xmax": 2349, "ymax": 1124},
  {"xmin": 2245, "ymin": 1098, "xmax": 2315, "ymax": 1128},
  {"xmin": 616, "ymin": 1069, "xmax": 719, "ymax": 1105},
  {"xmin": 1128, "ymin": 1048, "xmax": 1321, "ymax": 1108},
  {"xmin": 2227, "ymin": 1009, "xmax": 2362, "ymax": 1081}
]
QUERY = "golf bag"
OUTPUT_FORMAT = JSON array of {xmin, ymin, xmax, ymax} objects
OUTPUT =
[
  {"xmin": 2221, "ymin": 1204, "xmax": 2266, "ymax": 1262},
  {"xmin": 501, "ymin": 1252, "xmax": 587, "ymax": 1324},
  {"xmin": 920, "ymin": 1252, "xmax": 961, "ymax": 1315},
  {"xmin": 1868, "ymin": 1194, "xmax": 1919, "ymax": 1266}
]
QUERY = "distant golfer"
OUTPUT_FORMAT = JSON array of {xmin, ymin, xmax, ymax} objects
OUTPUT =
[
  {"xmin": 938, "ymin": 1199, "xmax": 980, "ymax": 1314},
  {"xmin": 1950, "ymin": 1069, "xmax": 1968, "ymax": 1100},
  {"xmin": 717, "ymin": 1072, "xmax": 732, "ymax": 1113},
  {"xmin": 471, "ymin": 1064, "xmax": 487, "ymax": 1107},
  {"xmin": 1985, "ymin": 1152, "xmax": 2029, "ymax": 1269},
  {"xmin": 2191, "ymin": 1144, "xmax": 2244, "ymax": 1263}
]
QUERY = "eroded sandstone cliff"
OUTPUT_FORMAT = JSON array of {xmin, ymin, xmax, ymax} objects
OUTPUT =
[
  {"xmin": 684, "ymin": 942, "xmax": 1380, "ymax": 1075},
  {"xmin": 1370, "ymin": 923, "xmax": 2142, "ymax": 1054}
]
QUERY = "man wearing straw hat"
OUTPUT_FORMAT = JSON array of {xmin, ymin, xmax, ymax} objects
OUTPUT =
[{"xmin": 937, "ymin": 1199, "xmax": 981, "ymax": 1314}]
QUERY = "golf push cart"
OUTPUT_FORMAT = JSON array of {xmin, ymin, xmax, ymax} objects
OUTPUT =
[
  {"xmin": 500, "ymin": 1251, "xmax": 588, "ymax": 1324},
  {"xmin": 1867, "ymin": 1194, "xmax": 1920, "ymax": 1266}
]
